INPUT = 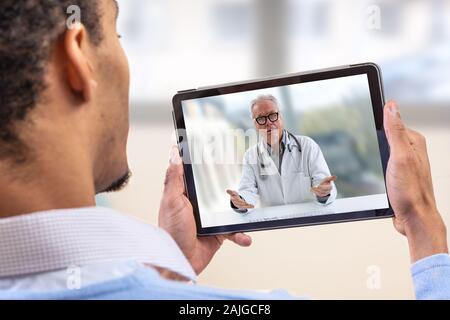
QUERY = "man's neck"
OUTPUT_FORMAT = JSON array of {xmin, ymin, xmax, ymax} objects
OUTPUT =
[{"xmin": 0, "ymin": 158, "xmax": 96, "ymax": 218}]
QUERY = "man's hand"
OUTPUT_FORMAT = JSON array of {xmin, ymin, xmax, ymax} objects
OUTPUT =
[
  {"xmin": 226, "ymin": 190, "xmax": 254, "ymax": 210},
  {"xmin": 159, "ymin": 147, "xmax": 252, "ymax": 275},
  {"xmin": 311, "ymin": 176, "xmax": 337, "ymax": 198},
  {"xmin": 384, "ymin": 101, "xmax": 448, "ymax": 263}
]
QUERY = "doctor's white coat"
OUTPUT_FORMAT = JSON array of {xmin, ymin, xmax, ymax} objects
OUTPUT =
[{"xmin": 237, "ymin": 134, "xmax": 337, "ymax": 208}]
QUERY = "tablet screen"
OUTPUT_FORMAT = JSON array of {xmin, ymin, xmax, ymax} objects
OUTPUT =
[{"xmin": 179, "ymin": 71, "xmax": 389, "ymax": 231}]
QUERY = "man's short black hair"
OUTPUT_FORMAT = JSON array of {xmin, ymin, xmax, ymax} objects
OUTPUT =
[{"xmin": 0, "ymin": 0, "xmax": 103, "ymax": 163}]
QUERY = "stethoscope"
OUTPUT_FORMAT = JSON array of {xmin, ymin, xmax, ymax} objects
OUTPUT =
[{"xmin": 257, "ymin": 130, "xmax": 303, "ymax": 179}]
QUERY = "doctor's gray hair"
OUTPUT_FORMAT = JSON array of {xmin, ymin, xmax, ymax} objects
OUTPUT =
[{"xmin": 250, "ymin": 94, "xmax": 280, "ymax": 113}]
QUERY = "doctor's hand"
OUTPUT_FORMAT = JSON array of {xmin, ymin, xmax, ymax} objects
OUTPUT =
[
  {"xmin": 159, "ymin": 147, "xmax": 253, "ymax": 276},
  {"xmin": 384, "ymin": 101, "xmax": 448, "ymax": 263},
  {"xmin": 311, "ymin": 176, "xmax": 337, "ymax": 198},
  {"xmin": 226, "ymin": 190, "xmax": 255, "ymax": 210}
]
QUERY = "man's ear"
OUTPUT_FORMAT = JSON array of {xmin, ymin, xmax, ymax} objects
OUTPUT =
[{"xmin": 64, "ymin": 23, "xmax": 97, "ymax": 102}]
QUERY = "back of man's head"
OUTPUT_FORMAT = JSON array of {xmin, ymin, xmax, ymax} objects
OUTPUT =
[
  {"xmin": 0, "ymin": 1, "xmax": 103, "ymax": 162},
  {"xmin": 0, "ymin": 0, "xmax": 132, "ymax": 217}
]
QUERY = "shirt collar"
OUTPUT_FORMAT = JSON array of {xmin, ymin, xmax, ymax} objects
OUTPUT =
[{"xmin": 0, "ymin": 207, "xmax": 197, "ymax": 282}]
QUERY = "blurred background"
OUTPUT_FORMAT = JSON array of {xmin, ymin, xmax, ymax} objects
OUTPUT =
[{"xmin": 99, "ymin": 0, "xmax": 450, "ymax": 299}]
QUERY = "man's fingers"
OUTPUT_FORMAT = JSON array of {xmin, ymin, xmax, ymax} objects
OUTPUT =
[
  {"xmin": 319, "ymin": 176, "xmax": 337, "ymax": 185},
  {"xmin": 312, "ymin": 191, "xmax": 329, "ymax": 197},
  {"xmin": 318, "ymin": 183, "xmax": 332, "ymax": 190},
  {"xmin": 315, "ymin": 182, "xmax": 331, "ymax": 191},
  {"xmin": 226, "ymin": 189, "xmax": 239, "ymax": 197},
  {"xmin": 162, "ymin": 146, "xmax": 185, "ymax": 200},
  {"xmin": 233, "ymin": 200, "xmax": 249, "ymax": 207},
  {"xmin": 311, "ymin": 187, "xmax": 320, "ymax": 194},
  {"xmin": 227, "ymin": 190, "xmax": 254, "ymax": 209},
  {"xmin": 233, "ymin": 200, "xmax": 254, "ymax": 209},
  {"xmin": 225, "ymin": 233, "xmax": 253, "ymax": 247},
  {"xmin": 320, "ymin": 176, "xmax": 337, "ymax": 185},
  {"xmin": 384, "ymin": 101, "xmax": 411, "ymax": 155},
  {"xmin": 310, "ymin": 176, "xmax": 336, "ymax": 196},
  {"xmin": 406, "ymin": 129, "xmax": 428, "ymax": 153},
  {"xmin": 230, "ymin": 196, "xmax": 246, "ymax": 205},
  {"xmin": 311, "ymin": 186, "xmax": 330, "ymax": 196},
  {"xmin": 312, "ymin": 176, "xmax": 335, "ymax": 191}
]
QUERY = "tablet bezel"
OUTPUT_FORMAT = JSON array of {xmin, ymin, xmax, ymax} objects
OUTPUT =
[{"xmin": 172, "ymin": 63, "xmax": 393, "ymax": 236}]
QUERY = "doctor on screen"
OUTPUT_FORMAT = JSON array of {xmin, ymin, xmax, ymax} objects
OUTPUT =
[{"xmin": 227, "ymin": 95, "xmax": 337, "ymax": 213}]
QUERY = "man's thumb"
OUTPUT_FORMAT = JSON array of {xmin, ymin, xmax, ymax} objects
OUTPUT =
[
  {"xmin": 384, "ymin": 101, "xmax": 409, "ymax": 153},
  {"xmin": 163, "ymin": 147, "xmax": 185, "ymax": 197}
]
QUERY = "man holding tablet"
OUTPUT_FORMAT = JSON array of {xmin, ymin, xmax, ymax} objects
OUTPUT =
[
  {"xmin": 227, "ymin": 94, "xmax": 337, "ymax": 212},
  {"xmin": 0, "ymin": 0, "xmax": 448, "ymax": 300}
]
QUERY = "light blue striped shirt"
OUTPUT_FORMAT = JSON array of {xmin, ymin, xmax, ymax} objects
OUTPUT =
[{"xmin": 0, "ymin": 207, "xmax": 448, "ymax": 300}]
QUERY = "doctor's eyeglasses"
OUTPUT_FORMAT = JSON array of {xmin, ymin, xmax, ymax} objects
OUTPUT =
[{"xmin": 255, "ymin": 112, "xmax": 279, "ymax": 125}]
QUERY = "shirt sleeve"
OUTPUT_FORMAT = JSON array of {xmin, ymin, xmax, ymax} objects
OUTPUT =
[
  {"xmin": 237, "ymin": 151, "xmax": 260, "ymax": 207},
  {"xmin": 305, "ymin": 137, "xmax": 337, "ymax": 205},
  {"xmin": 411, "ymin": 253, "xmax": 450, "ymax": 300}
]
